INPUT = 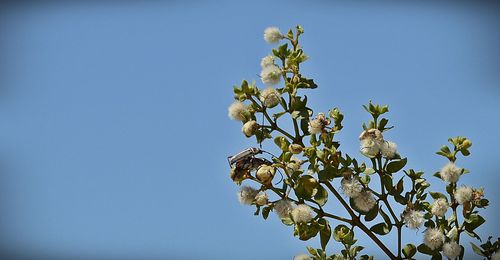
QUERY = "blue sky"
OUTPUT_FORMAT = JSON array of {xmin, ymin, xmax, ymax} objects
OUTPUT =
[{"xmin": 0, "ymin": 1, "xmax": 499, "ymax": 259}]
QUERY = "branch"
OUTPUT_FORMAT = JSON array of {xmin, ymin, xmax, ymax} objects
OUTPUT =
[{"xmin": 323, "ymin": 181, "xmax": 397, "ymax": 260}]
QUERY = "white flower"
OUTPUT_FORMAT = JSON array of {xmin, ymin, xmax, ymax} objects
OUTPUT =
[
  {"xmin": 443, "ymin": 241, "xmax": 461, "ymax": 259},
  {"xmin": 241, "ymin": 120, "xmax": 258, "ymax": 137},
  {"xmin": 353, "ymin": 191, "xmax": 376, "ymax": 212},
  {"xmin": 439, "ymin": 162, "xmax": 461, "ymax": 183},
  {"xmin": 259, "ymin": 87, "xmax": 281, "ymax": 108},
  {"xmin": 228, "ymin": 101, "xmax": 248, "ymax": 121},
  {"xmin": 341, "ymin": 177, "xmax": 363, "ymax": 198},
  {"xmin": 403, "ymin": 210, "xmax": 424, "ymax": 229},
  {"xmin": 291, "ymin": 204, "xmax": 313, "ymax": 223},
  {"xmin": 380, "ymin": 141, "xmax": 398, "ymax": 159},
  {"xmin": 308, "ymin": 113, "xmax": 329, "ymax": 134},
  {"xmin": 454, "ymin": 186, "xmax": 473, "ymax": 205},
  {"xmin": 255, "ymin": 192, "xmax": 268, "ymax": 206},
  {"xmin": 274, "ymin": 199, "xmax": 295, "ymax": 219},
  {"xmin": 431, "ymin": 198, "xmax": 449, "ymax": 217},
  {"xmin": 260, "ymin": 65, "xmax": 282, "ymax": 86},
  {"xmin": 424, "ymin": 228, "xmax": 444, "ymax": 250},
  {"xmin": 263, "ymin": 26, "xmax": 282, "ymax": 44},
  {"xmin": 260, "ymin": 55, "xmax": 275, "ymax": 68},
  {"xmin": 359, "ymin": 129, "xmax": 384, "ymax": 158},
  {"xmin": 360, "ymin": 138, "xmax": 380, "ymax": 158},
  {"xmin": 294, "ymin": 254, "xmax": 312, "ymax": 260},
  {"xmin": 359, "ymin": 128, "xmax": 384, "ymax": 141},
  {"xmin": 256, "ymin": 165, "xmax": 275, "ymax": 184},
  {"xmin": 237, "ymin": 186, "xmax": 259, "ymax": 205}
]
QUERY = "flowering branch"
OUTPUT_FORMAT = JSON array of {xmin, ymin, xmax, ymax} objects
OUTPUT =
[{"xmin": 227, "ymin": 25, "xmax": 499, "ymax": 260}]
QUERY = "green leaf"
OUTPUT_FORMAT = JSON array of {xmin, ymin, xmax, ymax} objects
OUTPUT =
[
  {"xmin": 386, "ymin": 158, "xmax": 407, "ymax": 173},
  {"xmin": 313, "ymin": 184, "xmax": 329, "ymax": 206},
  {"xmin": 381, "ymin": 174, "xmax": 393, "ymax": 192},
  {"xmin": 417, "ymin": 244, "xmax": 435, "ymax": 255},
  {"xmin": 370, "ymin": 223, "xmax": 390, "ymax": 235},
  {"xmin": 274, "ymin": 136, "xmax": 291, "ymax": 151},
  {"xmin": 431, "ymin": 253, "xmax": 442, "ymax": 260},
  {"xmin": 470, "ymin": 243, "xmax": 485, "ymax": 256},
  {"xmin": 294, "ymin": 175, "xmax": 319, "ymax": 200},
  {"xmin": 364, "ymin": 167, "xmax": 375, "ymax": 175},
  {"xmin": 464, "ymin": 214, "xmax": 485, "ymax": 232},
  {"xmin": 379, "ymin": 208, "xmax": 392, "ymax": 228},
  {"xmin": 429, "ymin": 192, "xmax": 447, "ymax": 201},
  {"xmin": 364, "ymin": 204, "xmax": 379, "ymax": 221},
  {"xmin": 318, "ymin": 165, "xmax": 338, "ymax": 181},
  {"xmin": 262, "ymin": 206, "xmax": 271, "ymax": 220},
  {"xmin": 318, "ymin": 219, "xmax": 331, "ymax": 250},
  {"xmin": 433, "ymin": 171, "xmax": 442, "ymax": 180},
  {"xmin": 307, "ymin": 246, "xmax": 318, "ymax": 256},
  {"xmin": 402, "ymin": 243, "xmax": 416, "ymax": 258},
  {"xmin": 333, "ymin": 224, "xmax": 354, "ymax": 244},
  {"xmin": 394, "ymin": 194, "xmax": 407, "ymax": 205}
]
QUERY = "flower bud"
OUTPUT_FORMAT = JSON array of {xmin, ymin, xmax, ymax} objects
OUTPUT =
[
  {"xmin": 254, "ymin": 192, "xmax": 268, "ymax": 206},
  {"xmin": 256, "ymin": 165, "xmax": 275, "ymax": 184},
  {"xmin": 241, "ymin": 120, "xmax": 259, "ymax": 137},
  {"xmin": 462, "ymin": 139, "xmax": 472, "ymax": 149},
  {"xmin": 288, "ymin": 143, "xmax": 303, "ymax": 154}
]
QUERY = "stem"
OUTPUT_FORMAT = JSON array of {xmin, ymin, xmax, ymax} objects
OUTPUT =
[
  {"xmin": 397, "ymin": 225, "xmax": 402, "ymax": 259},
  {"xmin": 323, "ymin": 181, "xmax": 397, "ymax": 259},
  {"xmin": 248, "ymin": 96, "xmax": 299, "ymax": 143},
  {"xmin": 266, "ymin": 183, "xmax": 351, "ymax": 224}
]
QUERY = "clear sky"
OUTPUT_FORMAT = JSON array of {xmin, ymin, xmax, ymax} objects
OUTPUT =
[{"xmin": 0, "ymin": 1, "xmax": 499, "ymax": 259}]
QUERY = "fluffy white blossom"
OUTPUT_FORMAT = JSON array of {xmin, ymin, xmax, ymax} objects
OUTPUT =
[
  {"xmin": 242, "ymin": 120, "xmax": 258, "ymax": 137},
  {"xmin": 440, "ymin": 162, "xmax": 461, "ymax": 183},
  {"xmin": 403, "ymin": 210, "xmax": 424, "ymax": 229},
  {"xmin": 380, "ymin": 141, "xmax": 398, "ymax": 159},
  {"xmin": 454, "ymin": 186, "xmax": 473, "ymax": 205},
  {"xmin": 341, "ymin": 177, "xmax": 363, "ymax": 198},
  {"xmin": 308, "ymin": 113, "xmax": 329, "ymax": 134},
  {"xmin": 360, "ymin": 139, "xmax": 381, "ymax": 158},
  {"xmin": 254, "ymin": 192, "xmax": 268, "ymax": 206},
  {"xmin": 359, "ymin": 129, "xmax": 384, "ymax": 158},
  {"xmin": 294, "ymin": 254, "xmax": 312, "ymax": 260},
  {"xmin": 443, "ymin": 241, "xmax": 461, "ymax": 259},
  {"xmin": 264, "ymin": 26, "xmax": 282, "ymax": 44},
  {"xmin": 359, "ymin": 128, "xmax": 384, "ymax": 141},
  {"xmin": 291, "ymin": 204, "xmax": 313, "ymax": 223},
  {"xmin": 353, "ymin": 191, "xmax": 376, "ymax": 212},
  {"xmin": 256, "ymin": 165, "xmax": 275, "ymax": 184},
  {"xmin": 259, "ymin": 87, "xmax": 281, "ymax": 108},
  {"xmin": 260, "ymin": 65, "xmax": 282, "ymax": 85},
  {"xmin": 238, "ymin": 186, "xmax": 259, "ymax": 205},
  {"xmin": 274, "ymin": 199, "xmax": 295, "ymax": 219},
  {"xmin": 431, "ymin": 198, "xmax": 449, "ymax": 217},
  {"xmin": 260, "ymin": 55, "xmax": 275, "ymax": 68},
  {"xmin": 424, "ymin": 228, "xmax": 444, "ymax": 250},
  {"xmin": 228, "ymin": 101, "xmax": 248, "ymax": 121}
]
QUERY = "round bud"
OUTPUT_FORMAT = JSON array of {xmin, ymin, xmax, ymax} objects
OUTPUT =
[
  {"xmin": 256, "ymin": 165, "xmax": 275, "ymax": 184},
  {"xmin": 242, "ymin": 120, "xmax": 259, "ymax": 137},
  {"xmin": 255, "ymin": 192, "xmax": 268, "ymax": 206},
  {"xmin": 462, "ymin": 139, "xmax": 472, "ymax": 149},
  {"xmin": 289, "ymin": 143, "xmax": 303, "ymax": 154}
]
